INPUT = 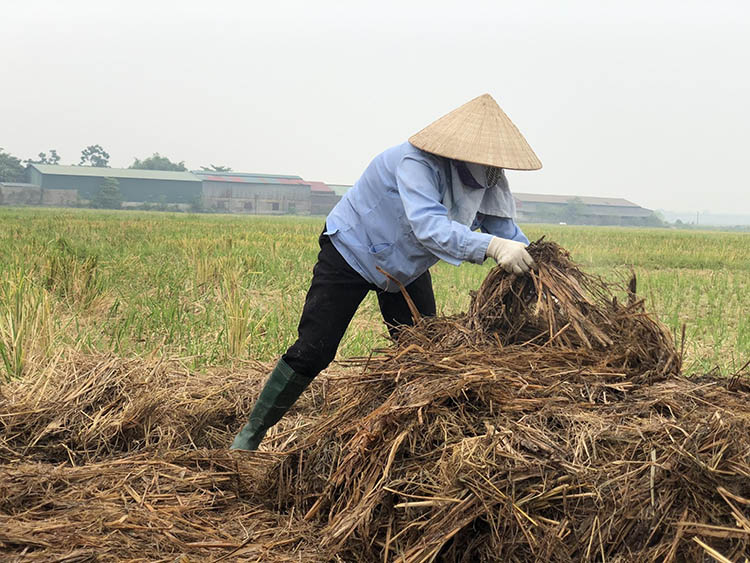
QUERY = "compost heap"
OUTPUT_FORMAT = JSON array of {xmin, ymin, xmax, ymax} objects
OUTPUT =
[{"xmin": 1, "ymin": 241, "xmax": 749, "ymax": 562}]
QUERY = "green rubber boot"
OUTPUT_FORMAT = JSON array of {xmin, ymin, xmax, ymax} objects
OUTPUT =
[{"xmin": 230, "ymin": 358, "xmax": 314, "ymax": 451}]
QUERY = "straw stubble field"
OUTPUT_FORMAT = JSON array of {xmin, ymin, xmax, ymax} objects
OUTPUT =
[{"xmin": 1, "ymin": 207, "xmax": 749, "ymax": 562}]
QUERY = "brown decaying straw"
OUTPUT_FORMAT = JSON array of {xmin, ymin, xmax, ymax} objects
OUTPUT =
[{"xmin": 2, "ymin": 240, "xmax": 749, "ymax": 562}]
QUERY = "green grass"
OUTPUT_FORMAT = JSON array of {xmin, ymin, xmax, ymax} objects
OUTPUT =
[{"xmin": 0, "ymin": 207, "xmax": 747, "ymax": 377}]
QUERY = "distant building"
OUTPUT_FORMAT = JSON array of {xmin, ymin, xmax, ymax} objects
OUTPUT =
[
  {"xmin": 7, "ymin": 165, "xmax": 342, "ymax": 215},
  {"xmin": 193, "ymin": 171, "xmax": 312, "ymax": 214},
  {"xmin": 0, "ymin": 182, "xmax": 41, "ymax": 206},
  {"xmin": 5, "ymin": 165, "xmax": 654, "ymax": 225},
  {"xmin": 514, "ymin": 193, "xmax": 655, "ymax": 226},
  {"xmin": 27, "ymin": 164, "xmax": 202, "ymax": 204},
  {"xmin": 327, "ymin": 184, "xmax": 353, "ymax": 197},
  {"xmin": 0, "ymin": 181, "xmax": 77, "ymax": 207},
  {"xmin": 307, "ymin": 181, "xmax": 341, "ymax": 215},
  {"xmin": 295, "ymin": 185, "xmax": 654, "ymax": 225}
]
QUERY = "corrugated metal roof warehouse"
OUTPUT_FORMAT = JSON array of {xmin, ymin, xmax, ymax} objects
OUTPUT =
[
  {"xmin": 28, "ymin": 164, "xmax": 202, "ymax": 204},
  {"xmin": 193, "ymin": 171, "xmax": 312, "ymax": 214}
]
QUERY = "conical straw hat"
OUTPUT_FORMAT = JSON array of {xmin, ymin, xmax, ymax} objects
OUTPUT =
[{"xmin": 409, "ymin": 94, "xmax": 542, "ymax": 170}]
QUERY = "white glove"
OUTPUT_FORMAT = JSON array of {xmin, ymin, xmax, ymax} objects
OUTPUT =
[{"xmin": 486, "ymin": 237, "xmax": 535, "ymax": 274}]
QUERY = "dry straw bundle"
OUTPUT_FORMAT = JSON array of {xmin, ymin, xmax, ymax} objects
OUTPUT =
[{"xmin": 1, "ymin": 241, "xmax": 749, "ymax": 562}]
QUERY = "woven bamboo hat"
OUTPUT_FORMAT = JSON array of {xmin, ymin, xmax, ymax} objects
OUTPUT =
[{"xmin": 409, "ymin": 93, "xmax": 542, "ymax": 170}]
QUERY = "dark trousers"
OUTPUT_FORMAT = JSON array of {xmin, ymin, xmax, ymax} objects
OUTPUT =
[{"xmin": 282, "ymin": 231, "xmax": 436, "ymax": 378}]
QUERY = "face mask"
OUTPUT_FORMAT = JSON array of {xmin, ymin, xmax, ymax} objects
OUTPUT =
[
  {"xmin": 485, "ymin": 165, "xmax": 503, "ymax": 188},
  {"xmin": 446, "ymin": 160, "xmax": 515, "ymax": 225},
  {"xmin": 455, "ymin": 161, "xmax": 503, "ymax": 189}
]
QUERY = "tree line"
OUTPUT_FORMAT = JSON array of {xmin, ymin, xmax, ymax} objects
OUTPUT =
[{"xmin": 0, "ymin": 145, "xmax": 231, "ymax": 182}]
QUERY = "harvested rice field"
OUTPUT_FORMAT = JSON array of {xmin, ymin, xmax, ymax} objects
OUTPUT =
[
  {"xmin": 1, "ymin": 208, "xmax": 749, "ymax": 561},
  {"xmin": 0, "ymin": 208, "xmax": 747, "ymax": 374}
]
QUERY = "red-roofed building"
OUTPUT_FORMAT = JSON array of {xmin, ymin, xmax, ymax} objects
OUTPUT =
[
  {"xmin": 306, "ymin": 181, "xmax": 341, "ymax": 215},
  {"xmin": 191, "ymin": 171, "xmax": 341, "ymax": 215},
  {"xmin": 193, "ymin": 171, "xmax": 311, "ymax": 214}
]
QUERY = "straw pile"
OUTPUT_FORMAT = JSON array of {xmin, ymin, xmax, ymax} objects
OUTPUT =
[
  {"xmin": 0, "ymin": 355, "xmax": 255, "ymax": 463},
  {"xmin": 266, "ymin": 241, "xmax": 750, "ymax": 562},
  {"xmin": 0, "ymin": 357, "xmax": 328, "ymax": 561},
  {"xmin": 2, "ymin": 240, "xmax": 749, "ymax": 562},
  {"xmin": 0, "ymin": 450, "xmax": 320, "ymax": 562}
]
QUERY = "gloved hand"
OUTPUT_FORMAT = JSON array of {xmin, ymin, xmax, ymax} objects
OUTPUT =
[{"xmin": 486, "ymin": 237, "xmax": 535, "ymax": 274}]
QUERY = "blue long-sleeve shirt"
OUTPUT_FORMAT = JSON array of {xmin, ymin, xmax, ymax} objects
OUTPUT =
[{"xmin": 325, "ymin": 142, "xmax": 528, "ymax": 292}]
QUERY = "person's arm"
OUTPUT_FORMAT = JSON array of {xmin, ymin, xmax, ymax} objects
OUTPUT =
[
  {"xmin": 475, "ymin": 213, "xmax": 530, "ymax": 244},
  {"xmin": 396, "ymin": 155, "xmax": 493, "ymax": 266}
]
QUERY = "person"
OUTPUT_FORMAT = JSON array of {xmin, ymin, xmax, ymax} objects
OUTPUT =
[{"xmin": 231, "ymin": 93, "xmax": 542, "ymax": 451}]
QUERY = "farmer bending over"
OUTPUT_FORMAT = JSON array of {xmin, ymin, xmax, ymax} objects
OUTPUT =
[{"xmin": 231, "ymin": 93, "xmax": 541, "ymax": 451}]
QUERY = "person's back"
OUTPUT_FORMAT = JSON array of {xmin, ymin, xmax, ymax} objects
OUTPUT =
[{"xmin": 326, "ymin": 142, "xmax": 448, "ymax": 291}]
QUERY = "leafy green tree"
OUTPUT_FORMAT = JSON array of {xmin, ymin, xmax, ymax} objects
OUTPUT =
[
  {"xmin": 25, "ymin": 149, "xmax": 61, "ymax": 165},
  {"xmin": 0, "ymin": 148, "xmax": 25, "ymax": 182},
  {"xmin": 188, "ymin": 195, "xmax": 205, "ymax": 213},
  {"xmin": 200, "ymin": 164, "xmax": 232, "ymax": 172},
  {"xmin": 564, "ymin": 197, "xmax": 586, "ymax": 224},
  {"xmin": 91, "ymin": 177, "xmax": 122, "ymax": 209},
  {"xmin": 155, "ymin": 194, "xmax": 168, "ymax": 212},
  {"xmin": 130, "ymin": 153, "xmax": 187, "ymax": 171},
  {"xmin": 643, "ymin": 211, "xmax": 667, "ymax": 227},
  {"xmin": 79, "ymin": 145, "xmax": 110, "ymax": 167}
]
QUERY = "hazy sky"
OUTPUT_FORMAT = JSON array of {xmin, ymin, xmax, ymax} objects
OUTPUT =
[{"xmin": 3, "ymin": 0, "xmax": 749, "ymax": 214}]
